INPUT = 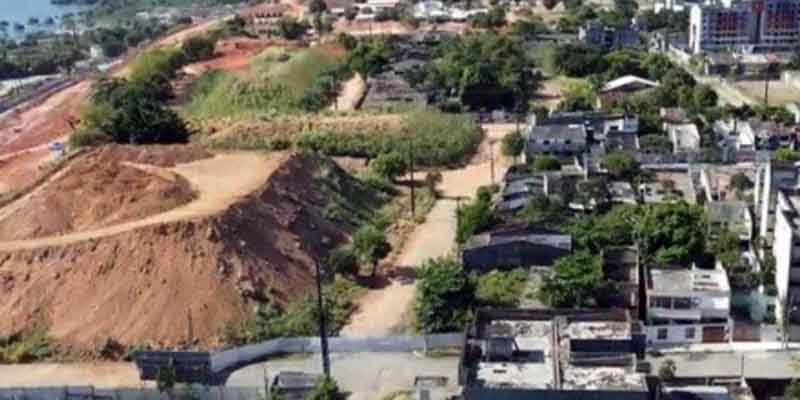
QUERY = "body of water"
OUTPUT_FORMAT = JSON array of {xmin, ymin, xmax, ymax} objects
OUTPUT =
[{"xmin": 0, "ymin": 0, "xmax": 91, "ymax": 39}]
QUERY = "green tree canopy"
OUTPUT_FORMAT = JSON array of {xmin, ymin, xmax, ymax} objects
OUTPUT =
[
  {"xmin": 371, "ymin": 151, "xmax": 407, "ymax": 180},
  {"xmin": 427, "ymin": 32, "xmax": 539, "ymax": 110},
  {"xmin": 635, "ymin": 202, "xmax": 707, "ymax": 265},
  {"xmin": 501, "ymin": 130, "xmax": 525, "ymax": 158},
  {"xmin": 603, "ymin": 152, "xmax": 639, "ymax": 180},
  {"xmin": 353, "ymin": 225, "xmax": 391, "ymax": 276},
  {"xmin": 539, "ymin": 251, "xmax": 604, "ymax": 307},
  {"xmin": 415, "ymin": 258, "xmax": 475, "ymax": 333}
]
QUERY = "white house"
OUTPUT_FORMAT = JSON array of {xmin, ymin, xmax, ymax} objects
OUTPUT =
[{"xmin": 645, "ymin": 265, "xmax": 731, "ymax": 344}]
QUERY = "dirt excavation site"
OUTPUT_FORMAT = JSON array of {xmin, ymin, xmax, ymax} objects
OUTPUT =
[{"xmin": 0, "ymin": 145, "xmax": 357, "ymax": 355}]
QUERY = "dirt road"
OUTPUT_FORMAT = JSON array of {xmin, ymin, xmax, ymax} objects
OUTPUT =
[
  {"xmin": 332, "ymin": 73, "xmax": 366, "ymax": 111},
  {"xmin": 0, "ymin": 151, "xmax": 287, "ymax": 252},
  {"xmin": 341, "ymin": 124, "xmax": 515, "ymax": 336}
]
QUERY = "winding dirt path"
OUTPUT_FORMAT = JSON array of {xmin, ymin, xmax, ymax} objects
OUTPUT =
[
  {"xmin": 0, "ymin": 151, "xmax": 287, "ymax": 252},
  {"xmin": 341, "ymin": 124, "xmax": 516, "ymax": 336}
]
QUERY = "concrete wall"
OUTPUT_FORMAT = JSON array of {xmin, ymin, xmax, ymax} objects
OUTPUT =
[
  {"xmin": 0, "ymin": 386, "xmax": 261, "ymax": 400},
  {"xmin": 646, "ymin": 322, "xmax": 729, "ymax": 344},
  {"xmin": 211, "ymin": 333, "xmax": 464, "ymax": 378}
]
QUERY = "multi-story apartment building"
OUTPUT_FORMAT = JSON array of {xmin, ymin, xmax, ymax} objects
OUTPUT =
[
  {"xmin": 689, "ymin": 0, "xmax": 800, "ymax": 54},
  {"xmin": 645, "ymin": 266, "xmax": 732, "ymax": 344}
]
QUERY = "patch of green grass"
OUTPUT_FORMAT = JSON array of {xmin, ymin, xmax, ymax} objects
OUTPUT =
[
  {"xmin": 0, "ymin": 325, "xmax": 55, "ymax": 364},
  {"xmin": 184, "ymin": 47, "xmax": 345, "ymax": 120}
]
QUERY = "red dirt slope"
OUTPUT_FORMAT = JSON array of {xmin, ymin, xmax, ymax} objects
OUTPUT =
[
  {"xmin": 0, "ymin": 145, "xmax": 209, "ymax": 241},
  {"xmin": 0, "ymin": 150, "xmax": 358, "ymax": 354}
]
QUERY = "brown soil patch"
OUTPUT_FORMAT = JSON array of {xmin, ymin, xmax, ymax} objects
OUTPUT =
[
  {"xmin": 0, "ymin": 150, "xmax": 367, "ymax": 354},
  {"xmin": 0, "ymin": 145, "xmax": 210, "ymax": 241},
  {"xmin": 0, "ymin": 81, "xmax": 89, "ymax": 156}
]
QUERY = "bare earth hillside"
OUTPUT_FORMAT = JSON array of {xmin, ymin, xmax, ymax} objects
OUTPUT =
[{"xmin": 0, "ymin": 147, "xmax": 371, "ymax": 354}]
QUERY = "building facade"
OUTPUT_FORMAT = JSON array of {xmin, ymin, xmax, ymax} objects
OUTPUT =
[
  {"xmin": 645, "ymin": 266, "xmax": 732, "ymax": 344},
  {"xmin": 690, "ymin": 0, "xmax": 800, "ymax": 54}
]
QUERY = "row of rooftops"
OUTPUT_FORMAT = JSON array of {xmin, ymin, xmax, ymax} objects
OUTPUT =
[{"xmin": 462, "ymin": 309, "xmax": 646, "ymax": 392}]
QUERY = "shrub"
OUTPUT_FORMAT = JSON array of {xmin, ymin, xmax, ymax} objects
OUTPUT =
[
  {"xmin": 306, "ymin": 376, "xmax": 340, "ymax": 400},
  {"xmin": 182, "ymin": 35, "xmax": 216, "ymax": 62},
  {"xmin": 456, "ymin": 189, "xmax": 493, "ymax": 244},
  {"xmin": 501, "ymin": 130, "xmax": 524, "ymax": 159},
  {"xmin": 294, "ymin": 108, "xmax": 483, "ymax": 167},
  {"xmin": 476, "ymin": 269, "xmax": 528, "ymax": 307},
  {"xmin": 415, "ymin": 258, "xmax": 475, "ymax": 333},
  {"xmin": 328, "ymin": 246, "xmax": 359, "ymax": 276},
  {"xmin": 371, "ymin": 151, "xmax": 407, "ymax": 180},
  {"xmin": 533, "ymin": 155, "xmax": 560, "ymax": 171},
  {"xmin": 0, "ymin": 325, "xmax": 55, "ymax": 364},
  {"xmin": 353, "ymin": 225, "xmax": 391, "ymax": 276},
  {"xmin": 539, "ymin": 252, "xmax": 603, "ymax": 307},
  {"xmin": 69, "ymin": 128, "xmax": 111, "ymax": 148}
]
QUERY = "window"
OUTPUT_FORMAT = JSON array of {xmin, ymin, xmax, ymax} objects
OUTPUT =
[
  {"xmin": 657, "ymin": 328, "xmax": 668, "ymax": 340},
  {"xmin": 673, "ymin": 298, "xmax": 693, "ymax": 310},
  {"xmin": 565, "ymin": 140, "xmax": 572, "ymax": 145},
  {"xmin": 685, "ymin": 327, "xmax": 696, "ymax": 339},
  {"xmin": 650, "ymin": 296, "xmax": 671, "ymax": 308},
  {"xmin": 543, "ymin": 140, "xmax": 551, "ymax": 145}
]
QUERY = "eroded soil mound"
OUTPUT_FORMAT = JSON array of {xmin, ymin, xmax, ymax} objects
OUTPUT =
[
  {"xmin": 0, "ymin": 145, "xmax": 210, "ymax": 241},
  {"xmin": 0, "ymin": 151, "xmax": 380, "ymax": 354}
]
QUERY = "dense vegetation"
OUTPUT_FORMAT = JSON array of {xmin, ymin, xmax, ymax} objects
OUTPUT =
[
  {"xmin": 224, "ymin": 277, "xmax": 364, "ymax": 344},
  {"xmin": 296, "ymin": 108, "xmax": 484, "ymax": 167},
  {"xmin": 71, "ymin": 36, "xmax": 218, "ymax": 146},
  {"xmin": 185, "ymin": 46, "xmax": 346, "ymax": 118},
  {"xmin": 423, "ymin": 31, "xmax": 539, "ymax": 112}
]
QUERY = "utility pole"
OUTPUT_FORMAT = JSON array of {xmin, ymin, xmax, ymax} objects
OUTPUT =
[
  {"xmin": 314, "ymin": 259, "xmax": 331, "ymax": 377},
  {"xmin": 408, "ymin": 134, "xmax": 416, "ymax": 218},
  {"xmin": 489, "ymin": 139, "xmax": 496, "ymax": 186}
]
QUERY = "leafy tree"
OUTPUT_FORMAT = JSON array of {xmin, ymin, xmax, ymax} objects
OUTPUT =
[
  {"xmin": 371, "ymin": 151, "xmax": 407, "ymax": 180},
  {"xmin": 786, "ymin": 380, "xmax": 800, "ymax": 400},
  {"xmin": 426, "ymin": 32, "xmax": 539, "ymax": 110},
  {"xmin": 533, "ymin": 155, "xmax": 560, "ymax": 171},
  {"xmin": 551, "ymin": 43, "xmax": 606, "ymax": 77},
  {"xmin": 658, "ymin": 359, "xmax": 677, "ymax": 381},
  {"xmin": 567, "ymin": 205, "xmax": 638, "ymax": 252},
  {"xmin": 470, "ymin": 7, "xmax": 507, "ymax": 29},
  {"xmin": 635, "ymin": 202, "xmax": 707, "ymax": 265},
  {"xmin": 415, "ymin": 258, "xmax": 475, "ymax": 333},
  {"xmin": 729, "ymin": 172, "xmax": 753, "ymax": 193},
  {"xmin": 775, "ymin": 147, "xmax": 800, "ymax": 162},
  {"xmin": 347, "ymin": 39, "xmax": 391, "ymax": 78},
  {"xmin": 328, "ymin": 246, "xmax": 359, "ymax": 276},
  {"xmin": 344, "ymin": 6, "xmax": 358, "ymax": 21},
  {"xmin": 539, "ymin": 252, "xmax": 603, "ymax": 307},
  {"xmin": 575, "ymin": 178, "xmax": 610, "ymax": 211},
  {"xmin": 603, "ymin": 152, "xmax": 639, "ymax": 180},
  {"xmin": 476, "ymin": 269, "xmax": 528, "ymax": 307},
  {"xmin": 501, "ymin": 130, "xmax": 524, "ymax": 159},
  {"xmin": 456, "ymin": 189, "xmax": 494, "ymax": 243},
  {"xmin": 559, "ymin": 81, "xmax": 597, "ymax": 111},
  {"xmin": 709, "ymin": 229, "xmax": 742, "ymax": 268},
  {"xmin": 81, "ymin": 77, "xmax": 190, "ymax": 145},
  {"xmin": 182, "ymin": 35, "xmax": 216, "ymax": 62},
  {"xmin": 639, "ymin": 134, "xmax": 672, "ymax": 152},
  {"xmin": 308, "ymin": 0, "xmax": 329, "ymax": 15},
  {"xmin": 353, "ymin": 225, "xmax": 391, "ymax": 276},
  {"xmin": 276, "ymin": 17, "xmax": 308, "ymax": 40},
  {"xmin": 518, "ymin": 194, "xmax": 565, "ymax": 227},
  {"xmin": 306, "ymin": 376, "xmax": 339, "ymax": 400}
]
